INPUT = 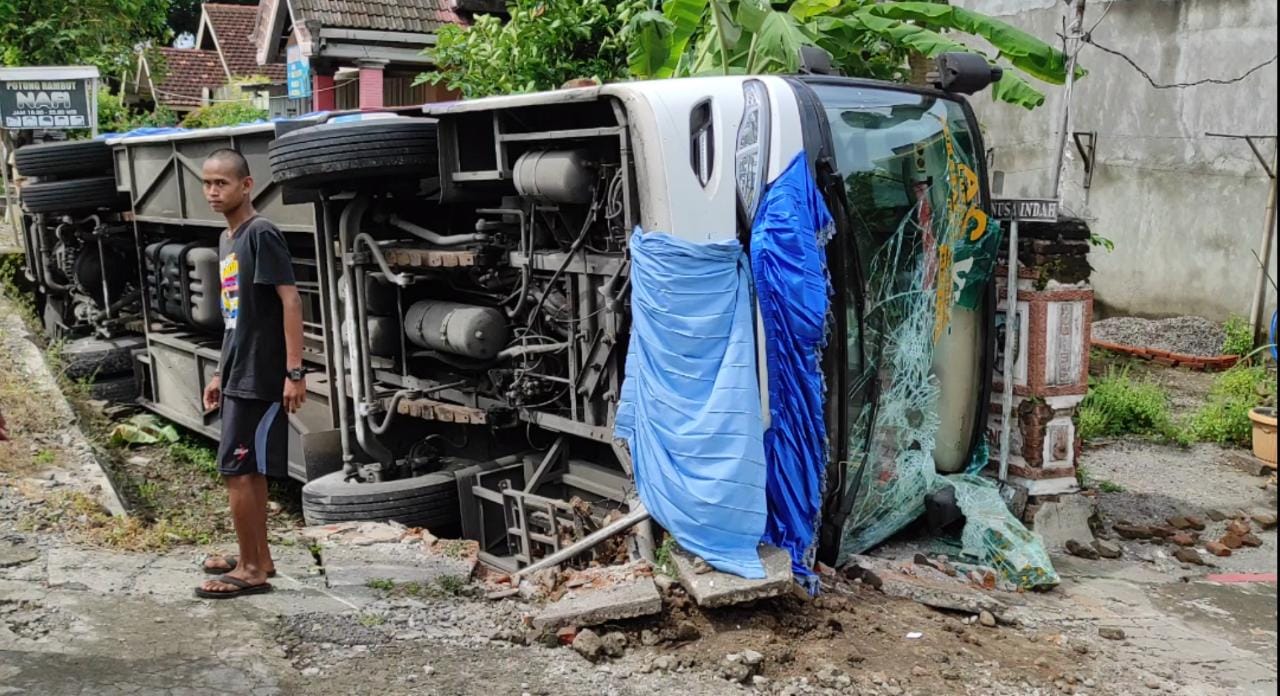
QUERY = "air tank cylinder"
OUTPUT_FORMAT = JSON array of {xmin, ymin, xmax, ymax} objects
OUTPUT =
[{"xmin": 404, "ymin": 300, "xmax": 509, "ymax": 360}]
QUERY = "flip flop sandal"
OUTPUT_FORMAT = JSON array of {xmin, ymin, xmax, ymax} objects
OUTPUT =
[
  {"xmin": 194, "ymin": 574, "xmax": 273, "ymax": 600},
  {"xmin": 201, "ymin": 555, "xmax": 277, "ymax": 577}
]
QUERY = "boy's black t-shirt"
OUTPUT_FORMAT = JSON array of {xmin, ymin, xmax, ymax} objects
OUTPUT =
[{"xmin": 218, "ymin": 216, "xmax": 296, "ymax": 401}]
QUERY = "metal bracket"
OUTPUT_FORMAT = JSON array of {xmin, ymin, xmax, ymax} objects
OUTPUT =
[{"xmin": 1072, "ymin": 131, "xmax": 1096, "ymax": 189}]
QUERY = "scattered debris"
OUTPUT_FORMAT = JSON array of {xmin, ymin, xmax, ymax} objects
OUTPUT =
[
  {"xmin": 1032, "ymin": 497, "xmax": 1098, "ymax": 551},
  {"xmin": 1174, "ymin": 548, "xmax": 1208, "ymax": 566},
  {"xmin": 1098, "ymin": 627, "xmax": 1126, "ymax": 641},
  {"xmin": 1170, "ymin": 532, "xmax": 1199, "ymax": 547},
  {"xmin": 1092, "ymin": 540, "xmax": 1123, "ymax": 559},
  {"xmin": 979, "ymin": 610, "xmax": 997, "ymax": 628},
  {"xmin": 849, "ymin": 555, "xmax": 1009, "ymax": 619},
  {"xmin": 1114, "ymin": 522, "xmax": 1154, "ymax": 540},
  {"xmin": 1241, "ymin": 533, "xmax": 1264, "ymax": 548},
  {"xmin": 1065, "ymin": 539, "xmax": 1099, "ymax": 560},
  {"xmin": 1251, "ymin": 512, "xmax": 1277, "ymax": 530},
  {"xmin": 1205, "ymin": 541, "xmax": 1233, "ymax": 557},
  {"xmin": 571, "ymin": 628, "xmax": 605, "ymax": 661},
  {"xmin": 1226, "ymin": 519, "xmax": 1253, "ymax": 537}
]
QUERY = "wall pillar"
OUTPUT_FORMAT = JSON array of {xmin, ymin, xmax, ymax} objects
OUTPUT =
[
  {"xmin": 312, "ymin": 72, "xmax": 336, "ymax": 112},
  {"xmin": 357, "ymin": 59, "xmax": 387, "ymax": 110}
]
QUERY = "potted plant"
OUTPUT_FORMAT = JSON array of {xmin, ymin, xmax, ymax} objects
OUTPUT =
[{"xmin": 1250, "ymin": 383, "xmax": 1277, "ymax": 465}]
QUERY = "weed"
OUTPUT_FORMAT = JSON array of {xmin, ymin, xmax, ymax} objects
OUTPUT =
[
  {"xmin": 358, "ymin": 613, "xmax": 386, "ymax": 628},
  {"xmin": 438, "ymin": 539, "xmax": 469, "ymax": 559},
  {"xmin": 1189, "ymin": 365, "xmax": 1276, "ymax": 447},
  {"xmin": 1222, "ymin": 315, "xmax": 1254, "ymax": 357},
  {"xmin": 34, "ymin": 450, "xmax": 55, "ymax": 465},
  {"xmin": 135, "ymin": 480, "xmax": 161, "ymax": 506},
  {"xmin": 1076, "ymin": 366, "xmax": 1185, "ymax": 445},
  {"xmin": 365, "ymin": 578, "xmax": 395, "ymax": 592},
  {"xmin": 1097, "ymin": 480, "xmax": 1125, "ymax": 493},
  {"xmin": 435, "ymin": 575, "xmax": 467, "ymax": 596},
  {"xmin": 655, "ymin": 535, "xmax": 677, "ymax": 576},
  {"xmin": 168, "ymin": 439, "xmax": 219, "ymax": 478}
]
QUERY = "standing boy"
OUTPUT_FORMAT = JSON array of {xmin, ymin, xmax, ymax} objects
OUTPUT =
[{"xmin": 196, "ymin": 149, "xmax": 306, "ymax": 599}]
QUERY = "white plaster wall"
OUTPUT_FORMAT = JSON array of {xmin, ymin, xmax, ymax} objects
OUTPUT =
[{"xmin": 956, "ymin": 0, "xmax": 1278, "ymax": 322}]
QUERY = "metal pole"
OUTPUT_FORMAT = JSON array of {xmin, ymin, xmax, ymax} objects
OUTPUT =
[
  {"xmin": 512, "ymin": 505, "xmax": 650, "ymax": 580},
  {"xmin": 998, "ymin": 220, "xmax": 1020, "ymax": 482},
  {"xmin": 1248, "ymin": 144, "xmax": 1277, "ymax": 342},
  {"xmin": 1050, "ymin": 0, "xmax": 1086, "ymax": 200},
  {"xmin": 0, "ymin": 134, "xmax": 15, "ymax": 248},
  {"xmin": 89, "ymin": 77, "xmax": 98, "ymax": 138}
]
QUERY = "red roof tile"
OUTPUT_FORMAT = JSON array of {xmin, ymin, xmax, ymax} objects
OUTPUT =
[
  {"xmin": 148, "ymin": 48, "xmax": 228, "ymax": 108},
  {"xmin": 205, "ymin": 3, "xmax": 286, "ymax": 82},
  {"xmin": 290, "ymin": 0, "xmax": 468, "ymax": 33}
]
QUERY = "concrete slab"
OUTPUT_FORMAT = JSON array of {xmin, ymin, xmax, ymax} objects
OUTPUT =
[
  {"xmin": 532, "ymin": 577, "xmax": 662, "ymax": 630},
  {"xmin": 0, "ymin": 540, "xmax": 38, "ymax": 568},
  {"xmin": 672, "ymin": 544, "xmax": 793, "ymax": 608},
  {"xmin": 1032, "ymin": 495, "xmax": 1097, "ymax": 551},
  {"xmin": 321, "ymin": 540, "xmax": 477, "ymax": 590},
  {"xmin": 850, "ymin": 554, "xmax": 1012, "ymax": 619}
]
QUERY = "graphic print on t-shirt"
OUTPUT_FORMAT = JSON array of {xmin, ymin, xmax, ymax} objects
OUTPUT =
[{"xmin": 220, "ymin": 252, "xmax": 240, "ymax": 330}]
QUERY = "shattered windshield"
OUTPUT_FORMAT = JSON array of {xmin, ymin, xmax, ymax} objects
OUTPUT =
[{"xmin": 811, "ymin": 84, "xmax": 1000, "ymax": 562}]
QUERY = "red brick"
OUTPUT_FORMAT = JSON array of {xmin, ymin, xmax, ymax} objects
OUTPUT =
[{"xmin": 1205, "ymin": 541, "xmax": 1233, "ymax": 557}]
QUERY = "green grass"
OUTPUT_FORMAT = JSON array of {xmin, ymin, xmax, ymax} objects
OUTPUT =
[
  {"xmin": 365, "ymin": 578, "xmax": 395, "ymax": 592},
  {"xmin": 34, "ymin": 450, "xmax": 55, "ymax": 465},
  {"xmin": 435, "ymin": 575, "xmax": 467, "ymax": 596},
  {"xmin": 1222, "ymin": 315, "xmax": 1254, "ymax": 356},
  {"xmin": 1097, "ymin": 480, "xmax": 1125, "ymax": 493},
  {"xmin": 1189, "ymin": 364, "xmax": 1276, "ymax": 447},
  {"xmin": 1076, "ymin": 366, "xmax": 1187, "ymax": 445},
  {"xmin": 358, "ymin": 613, "xmax": 386, "ymax": 628},
  {"xmin": 167, "ymin": 439, "xmax": 219, "ymax": 478},
  {"xmin": 655, "ymin": 535, "xmax": 677, "ymax": 576}
]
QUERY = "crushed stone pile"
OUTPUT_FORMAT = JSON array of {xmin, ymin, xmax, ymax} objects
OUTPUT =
[{"xmin": 1092, "ymin": 316, "xmax": 1226, "ymax": 357}]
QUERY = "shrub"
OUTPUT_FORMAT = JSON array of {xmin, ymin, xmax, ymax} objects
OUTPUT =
[
  {"xmin": 96, "ymin": 87, "xmax": 177, "ymax": 135},
  {"xmin": 180, "ymin": 101, "xmax": 267, "ymax": 129},
  {"xmin": 1076, "ymin": 367, "xmax": 1183, "ymax": 444},
  {"xmin": 1221, "ymin": 314, "xmax": 1254, "ymax": 356},
  {"xmin": 1189, "ymin": 365, "xmax": 1275, "ymax": 447}
]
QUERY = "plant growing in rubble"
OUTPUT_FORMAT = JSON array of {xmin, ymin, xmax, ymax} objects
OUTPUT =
[
  {"xmin": 1189, "ymin": 364, "xmax": 1276, "ymax": 447},
  {"xmin": 1221, "ymin": 314, "xmax": 1254, "ymax": 357},
  {"xmin": 1076, "ymin": 366, "xmax": 1185, "ymax": 445}
]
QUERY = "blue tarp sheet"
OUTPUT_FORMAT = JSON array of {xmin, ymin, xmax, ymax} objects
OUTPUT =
[
  {"xmin": 751, "ymin": 153, "xmax": 835, "ymax": 590},
  {"xmin": 615, "ymin": 229, "xmax": 769, "ymax": 578}
]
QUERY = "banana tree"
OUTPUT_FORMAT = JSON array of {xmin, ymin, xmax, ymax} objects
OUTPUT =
[{"xmin": 627, "ymin": 0, "xmax": 1083, "ymax": 109}]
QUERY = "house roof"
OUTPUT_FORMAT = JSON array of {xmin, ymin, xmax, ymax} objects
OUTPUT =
[
  {"xmin": 204, "ymin": 3, "xmax": 286, "ymax": 82},
  {"xmin": 147, "ymin": 48, "xmax": 228, "ymax": 108},
  {"xmin": 290, "ymin": 0, "xmax": 467, "ymax": 33}
]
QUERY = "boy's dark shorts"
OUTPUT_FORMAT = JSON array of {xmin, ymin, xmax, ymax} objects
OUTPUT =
[{"xmin": 217, "ymin": 396, "xmax": 288, "ymax": 478}]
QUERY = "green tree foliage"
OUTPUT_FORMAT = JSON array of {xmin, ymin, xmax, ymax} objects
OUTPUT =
[
  {"xmin": 96, "ymin": 88, "xmax": 177, "ymax": 134},
  {"xmin": 417, "ymin": 0, "xmax": 646, "ymax": 99},
  {"xmin": 0, "ymin": 0, "xmax": 170, "ymax": 77},
  {"xmin": 628, "ymin": 0, "xmax": 1082, "ymax": 109}
]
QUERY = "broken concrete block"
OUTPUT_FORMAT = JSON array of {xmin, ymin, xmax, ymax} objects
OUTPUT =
[
  {"xmin": 1251, "ymin": 512, "xmax": 1277, "ymax": 530},
  {"xmin": 531, "ymin": 576, "xmax": 662, "ymax": 630},
  {"xmin": 851, "ymin": 555, "xmax": 1008, "ymax": 619},
  {"xmin": 1113, "ymin": 522, "xmax": 1154, "ymax": 540},
  {"xmin": 1092, "ymin": 540, "xmax": 1123, "ymax": 559},
  {"xmin": 322, "ymin": 539, "xmax": 476, "ymax": 589},
  {"xmin": 1065, "ymin": 539, "xmax": 1099, "ymax": 560},
  {"xmin": 1173, "ymin": 548, "xmax": 1207, "ymax": 566},
  {"xmin": 673, "ymin": 545, "xmax": 793, "ymax": 608},
  {"xmin": 1031, "ymin": 496, "xmax": 1097, "ymax": 551}
]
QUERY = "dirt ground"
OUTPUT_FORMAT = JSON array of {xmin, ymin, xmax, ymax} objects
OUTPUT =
[{"xmin": 1, "ymin": 288, "xmax": 1276, "ymax": 696}]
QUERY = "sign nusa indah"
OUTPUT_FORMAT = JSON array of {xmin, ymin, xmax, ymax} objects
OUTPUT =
[
  {"xmin": 0, "ymin": 66, "xmax": 98, "ymax": 131},
  {"xmin": 991, "ymin": 198, "xmax": 1060, "ymax": 223}
]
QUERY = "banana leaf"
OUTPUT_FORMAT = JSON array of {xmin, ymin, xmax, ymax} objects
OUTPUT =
[
  {"xmin": 864, "ymin": 1, "xmax": 1085, "ymax": 84},
  {"xmin": 109, "ymin": 414, "xmax": 180, "ymax": 447}
]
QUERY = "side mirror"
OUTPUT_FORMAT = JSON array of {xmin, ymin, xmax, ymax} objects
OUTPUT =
[
  {"xmin": 929, "ymin": 52, "xmax": 1003, "ymax": 95},
  {"xmin": 798, "ymin": 46, "xmax": 839, "ymax": 76}
]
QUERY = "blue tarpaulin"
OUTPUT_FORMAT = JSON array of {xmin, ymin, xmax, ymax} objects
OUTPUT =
[
  {"xmin": 751, "ymin": 153, "xmax": 835, "ymax": 589},
  {"xmin": 614, "ymin": 229, "xmax": 769, "ymax": 579}
]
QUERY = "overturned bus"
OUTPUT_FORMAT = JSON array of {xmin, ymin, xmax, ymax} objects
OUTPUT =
[{"xmin": 14, "ymin": 56, "xmax": 1054, "ymax": 585}]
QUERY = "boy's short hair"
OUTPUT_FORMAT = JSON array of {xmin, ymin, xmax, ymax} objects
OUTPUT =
[{"xmin": 207, "ymin": 148, "xmax": 251, "ymax": 179}]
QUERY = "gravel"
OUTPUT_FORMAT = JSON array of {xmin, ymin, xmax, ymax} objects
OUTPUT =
[{"xmin": 1091, "ymin": 316, "xmax": 1226, "ymax": 357}]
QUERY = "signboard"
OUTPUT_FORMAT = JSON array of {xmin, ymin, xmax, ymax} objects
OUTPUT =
[
  {"xmin": 991, "ymin": 198, "xmax": 1059, "ymax": 223},
  {"xmin": 0, "ymin": 78, "xmax": 91, "ymax": 129},
  {"xmin": 0, "ymin": 66, "xmax": 98, "ymax": 132},
  {"xmin": 287, "ymin": 44, "xmax": 311, "ymax": 99}
]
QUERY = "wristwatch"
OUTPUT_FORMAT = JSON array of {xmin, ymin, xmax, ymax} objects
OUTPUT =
[{"xmin": 287, "ymin": 367, "xmax": 306, "ymax": 382}]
